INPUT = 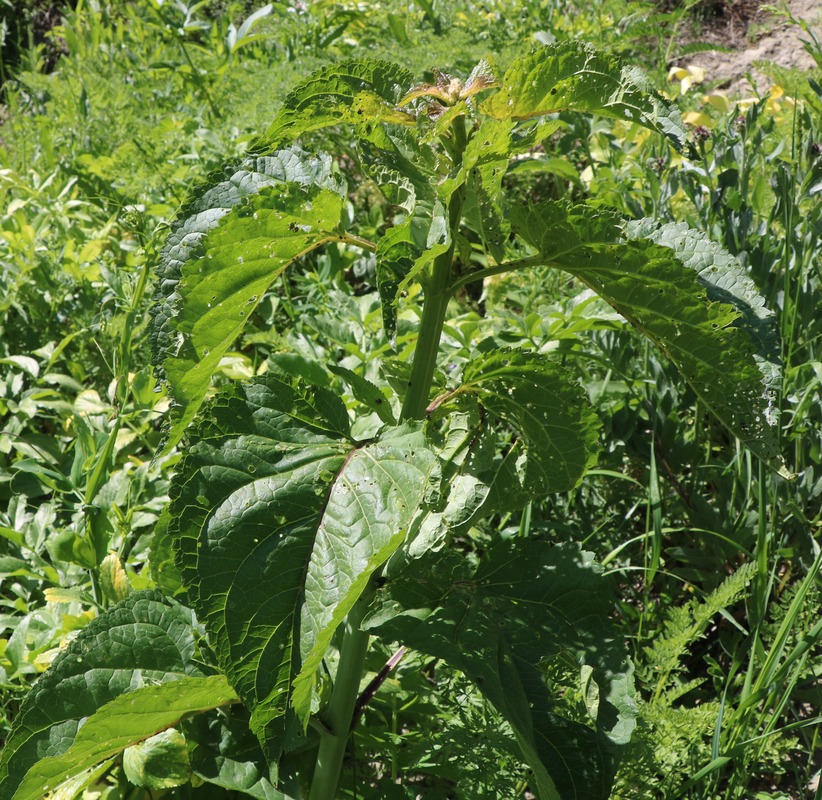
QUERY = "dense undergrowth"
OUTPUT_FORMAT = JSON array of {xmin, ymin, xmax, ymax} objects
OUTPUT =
[{"xmin": 0, "ymin": 1, "xmax": 820, "ymax": 798}]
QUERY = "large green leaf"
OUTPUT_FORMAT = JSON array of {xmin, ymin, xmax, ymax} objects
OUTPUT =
[
  {"xmin": 625, "ymin": 218, "xmax": 782, "ymax": 395},
  {"xmin": 253, "ymin": 59, "xmax": 414, "ymax": 152},
  {"xmin": 170, "ymin": 374, "xmax": 438, "ymax": 756},
  {"xmin": 11, "ymin": 677, "xmax": 237, "ymax": 800},
  {"xmin": 482, "ymin": 41, "xmax": 689, "ymax": 152},
  {"xmin": 509, "ymin": 201, "xmax": 786, "ymax": 475},
  {"xmin": 365, "ymin": 540, "xmax": 637, "ymax": 800},
  {"xmin": 149, "ymin": 148, "xmax": 347, "ymax": 450},
  {"xmin": 0, "ymin": 591, "xmax": 208, "ymax": 800},
  {"xmin": 436, "ymin": 349, "xmax": 601, "ymax": 506},
  {"xmin": 293, "ymin": 424, "xmax": 439, "ymax": 720}
]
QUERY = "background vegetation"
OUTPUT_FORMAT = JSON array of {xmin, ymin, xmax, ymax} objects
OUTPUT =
[{"xmin": 0, "ymin": 0, "xmax": 820, "ymax": 797}]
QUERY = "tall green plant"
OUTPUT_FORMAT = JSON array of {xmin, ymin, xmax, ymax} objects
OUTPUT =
[{"xmin": 0, "ymin": 42, "xmax": 786, "ymax": 800}]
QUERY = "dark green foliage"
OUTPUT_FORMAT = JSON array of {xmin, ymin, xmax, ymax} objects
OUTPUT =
[{"xmin": 1, "ymin": 2, "xmax": 819, "ymax": 799}]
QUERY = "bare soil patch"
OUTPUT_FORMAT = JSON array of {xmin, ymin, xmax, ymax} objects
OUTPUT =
[{"xmin": 686, "ymin": 0, "xmax": 821, "ymax": 95}]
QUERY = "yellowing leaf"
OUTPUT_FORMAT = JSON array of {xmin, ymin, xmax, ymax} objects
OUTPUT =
[
  {"xmin": 668, "ymin": 64, "xmax": 706, "ymax": 95},
  {"xmin": 703, "ymin": 92, "xmax": 730, "ymax": 113},
  {"xmin": 78, "ymin": 239, "xmax": 105, "ymax": 263},
  {"xmin": 683, "ymin": 111, "xmax": 713, "ymax": 127}
]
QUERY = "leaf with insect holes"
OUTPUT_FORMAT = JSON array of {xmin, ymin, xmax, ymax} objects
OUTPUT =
[
  {"xmin": 169, "ymin": 374, "xmax": 439, "ymax": 756},
  {"xmin": 253, "ymin": 59, "xmax": 414, "ymax": 152},
  {"xmin": 483, "ymin": 40, "xmax": 690, "ymax": 153},
  {"xmin": 509, "ymin": 201, "xmax": 787, "ymax": 476}
]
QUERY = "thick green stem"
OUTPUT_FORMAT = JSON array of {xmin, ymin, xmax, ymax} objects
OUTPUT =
[
  {"xmin": 400, "ymin": 270, "xmax": 452, "ymax": 419},
  {"xmin": 401, "ymin": 117, "xmax": 468, "ymax": 420},
  {"xmin": 308, "ymin": 593, "xmax": 371, "ymax": 800},
  {"xmin": 307, "ymin": 114, "xmax": 469, "ymax": 800}
]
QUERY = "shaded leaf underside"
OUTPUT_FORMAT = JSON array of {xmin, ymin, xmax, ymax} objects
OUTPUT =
[{"xmin": 365, "ymin": 540, "xmax": 637, "ymax": 800}]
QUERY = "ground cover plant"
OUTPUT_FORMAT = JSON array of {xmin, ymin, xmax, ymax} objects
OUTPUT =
[{"xmin": 0, "ymin": 1, "xmax": 820, "ymax": 798}]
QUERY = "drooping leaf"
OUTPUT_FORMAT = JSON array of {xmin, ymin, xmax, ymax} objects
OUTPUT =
[
  {"xmin": 401, "ymin": 408, "xmax": 497, "ymax": 558},
  {"xmin": 509, "ymin": 201, "xmax": 786, "ymax": 475},
  {"xmin": 454, "ymin": 119, "xmax": 513, "ymax": 261},
  {"xmin": 328, "ymin": 364, "xmax": 397, "ymax": 425},
  {"xmin": 462, "ymin": 163, "xmax": 509, "ymax": 262},
  {"xmin": 149, "ymin": 148, "xmax": 347, "ymax": 450},
  {"xmin": 99, "ymin": 551, "xmax": 130, "ymax": 602},
  {"xmin": 625, "ymin": 218, "xmax": 782, "ymax": 398},
  {"xmin": 170, "ymin": 374, "xmax": 438, "ymax": 756},
  {"xmin": 437, "ymin": 349, "xmax": 601, "ymax": 507},
  {"xmin": 356, "ymin": 130, "xmax": 451, "ymax": 339},
  {"xmin": 0, "ymin": 591, "xmax": 212, "ymax": 800},
  {"xmin": 365, "ymin": 540, "xmax": 637, "ymax": 800},
  {"xmin": 253, "ymin": 59, "xmax": 415, "ymax": 152},
  {"xmin": 148, "ymin": 508, "xmax": 184, "ymax": 595},
  {"xmin": 11, "ymin": 677, "xmax": 236, "ymax": 800},
  {"xmin": 483, "ymin": 41, "xmax": 690, "ymax": 153},
  {"xmin": 358, "ymin": 128, "xmax": 438, "ymax": 213}
]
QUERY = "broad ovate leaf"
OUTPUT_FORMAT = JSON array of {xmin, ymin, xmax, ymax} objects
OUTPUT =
[
  {"xmin": 437, "ymin": 349, "xmax": 601, "ymax": 506},
  {"xmin": 509, "ymin": 201, "xmax": 786, "ymax": 475},
  {"xmin": 169, "ymin": 374, "xmax": 438, "ymax": 756},
  {"xmin": 293, "ymin": 424, "xmax": 439, "ymax": 718},
  {"xmin": 149, "ymin": 148, "xmax": 347, "ymax": 450},
  {"xmin": 0, "ymin": 591, "xmax": 222, "ymax": 800},
  {"xmin": 253, "ymin": 59, "xmax": 414, "ymax": 151},
  {"xmin": 483, "ymin": 41, "xmax": 689, "ymax": 152},
  {"xmin": 365, "ymin": 540, "xmax": 637, "ymax": 800}
]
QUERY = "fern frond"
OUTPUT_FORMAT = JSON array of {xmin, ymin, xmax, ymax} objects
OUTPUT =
[{"xmin": 640, "ymin": 562, "xmax": 756, "ymax": 701}]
